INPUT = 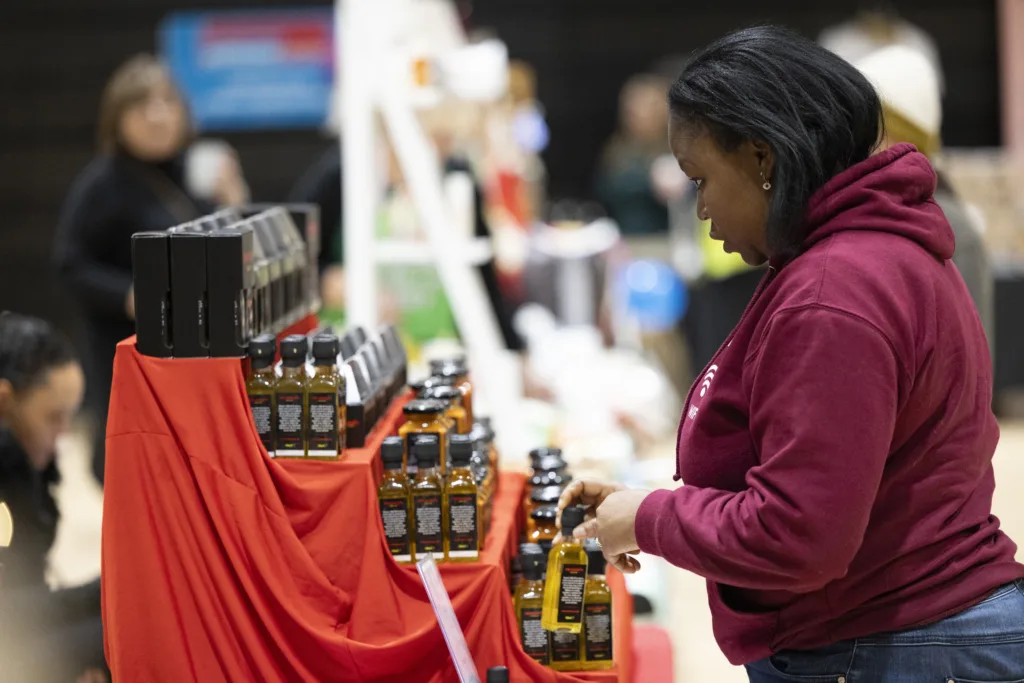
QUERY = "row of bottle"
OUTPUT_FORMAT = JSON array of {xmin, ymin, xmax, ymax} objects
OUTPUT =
[
  {"xmin": 377, "ymin": 434, "xmax": 486, "ymax": 562},
  {"xmin": 245, "ymin": 324, "xmax": 408, "ymax": 456},
  {"xmin": 514, "ymin": 519, "xmax": 614, "ymax": 671}
]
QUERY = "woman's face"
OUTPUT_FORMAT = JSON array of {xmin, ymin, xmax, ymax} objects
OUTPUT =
[
  {"xmin": 120, "ymin": 79, "xmax": 187, "ymax": 162},
  {"xmin": 0, "ymin": 363, "xmax": 85, "ymax": 470},
  {"xmin": 669, "ymin": 118, "xmax": 772, "ymax": 266}
]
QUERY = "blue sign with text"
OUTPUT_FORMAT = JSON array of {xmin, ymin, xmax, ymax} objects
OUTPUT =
[{"xmin": 160, "ymin": 9, "xmax": 335, "ymax": 131}]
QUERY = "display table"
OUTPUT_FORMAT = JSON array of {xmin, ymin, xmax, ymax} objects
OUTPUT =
[{"xmin": 102, "ymin": 336, "xmax": 633, "ymax": 682}]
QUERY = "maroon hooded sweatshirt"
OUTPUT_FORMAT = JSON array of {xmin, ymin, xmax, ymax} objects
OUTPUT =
[{"xmin": 634, "ymin": 144, "xmax": 1024, "ymax": 665}]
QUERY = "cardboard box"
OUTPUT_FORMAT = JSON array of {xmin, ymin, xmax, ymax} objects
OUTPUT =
[
  {"xmin": 168, "ymin": 228, "xmax": 209, "ymax": 357},
  {"xmin": 206, "ymin": 225, "xmax": 255, "ymax": 357},
  {"xmin": 131, "ymin": 232, "xmax": 174, "ymax": 358}
]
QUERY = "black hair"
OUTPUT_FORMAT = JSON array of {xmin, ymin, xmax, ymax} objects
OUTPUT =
[
  {"xmin": 668, "ymin": 25, "xmax": 883, "ymax": 256},
  {"xmin": 0, "ymin": 312, "xmax": 79, "ymax": 393}
]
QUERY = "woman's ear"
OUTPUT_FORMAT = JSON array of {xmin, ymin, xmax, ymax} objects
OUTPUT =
[
  {"xmin": 0, "ymin": 379, "xmax": 13, "ymax": 420},
  {"xmin": 751, "ymin": 140, "xmax": 775, "ymax": 181}
]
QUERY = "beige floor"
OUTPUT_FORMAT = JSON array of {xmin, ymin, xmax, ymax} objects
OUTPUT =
[{"xmin": 48, "ymin": 424, "xmax": 1024, "ymax": 681}]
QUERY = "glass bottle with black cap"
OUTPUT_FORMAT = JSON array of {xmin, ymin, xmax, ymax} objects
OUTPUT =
[
  {"xmin": 399, "ymin": 399, "xmax": 450, "ymax": 476},
  {"xmin": 542, "ymin": 505, "xmax": 588, "ymax": 633},
  {"xmin": 378, "ymin": 436, "xmax": 412, "ymax": 563},
  {"xmin": 514, "ymin": 544, "xmax": 550, "ymax": 665},
  {"xmin": 445, "ymin": 434, "xmax": 480, "ymax": 561},
  {"xmin": 246, "ymin": 334, "xmax": 277, "ymax": 457},
  {"xmin": 410, "ymin": 434, "xmax": 446, "ymax": 561},
  {"xmin": 581, "ymin": 538, "xmax": 614, "ymax": 670},
  {"xmin": 308, "ymin": 334, "xmax": 343, "ymax": 458},
  {"xmin": 276, "ymin": 335, "xmax": 309, "ymax": 457}
]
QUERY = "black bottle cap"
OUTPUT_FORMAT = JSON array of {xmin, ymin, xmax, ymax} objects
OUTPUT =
[
  {"xmin": 530, "ymin": 486, "xmax": 562, "ymax": 505},
  {"xmin": 411, "ymin": 435, "xmax": 441, "ymax": 467},
  {"xmin": 403, "ymin": 399, "xmax": 447, "ymax": 416},
  {"xmin": 475, "ymin": 416, "xmax": 495, "ymax": 441},
  {"xmin": 519, "ymin": 542, "xmax": 542, "ymax": 555},
  {"xmin": 535, "ymin": 455, "xmax": 567, "ymax": 473},
  {"xmin": 561, "ymin": 506, "xmax": 585, "ymax": 534},
  {"xmin": 449, "ymin": 434, "xmax": 473, "ymax": 467},
  {"xmin": 312, "ymin": 334, "xmax": 340, "ymax": 363},
  {"xmin": 529, "ymin": 446, "xmax": 562, "ymax": 466},
  {"xmin": 520, "ymin": 545, "xmax": 545, "ymax": 581},
  {"xmin": 529, "ymin": 471, "xmax": 572, "ymax": 488},
  {"xmin": 421, "ymin": 385, "xmax": 460, "ymax": 402},
  {"xmin": 530, "ymin": 505, "xmax": 557, "ymax": 522},
  {"xmin": 280, "ymin": 335, "xmax": 308, "ymax": 367},
  {"xmin": 381, "ymin": 437, "xmax": 404, "ymax": 470},
  {"xmin": 486, "ymin": 667, "xmax": 509, "ymax": 683},
  {"xmin": 424, "ymin": 375, "xmax": 456, "ymax": 389},
  {"xmin": 408, "ymin": 378, "xmax": 429, "ymax": 394},
  {"xmin": 248, "ymin": 334, "xmax": 277, "ymax": 369},
  {"xmin": 584, "ymin": 539, "xmax": 607, "ymax": 574}
]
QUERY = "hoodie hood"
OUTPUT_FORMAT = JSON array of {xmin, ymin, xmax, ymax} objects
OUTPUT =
[{"xmin": 796, "ymin": 143, "xmax": 954, "ymax": 263}]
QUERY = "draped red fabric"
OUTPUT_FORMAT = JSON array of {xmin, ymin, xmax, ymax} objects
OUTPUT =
[{"xmin": 102, "ymin": 337, "xmax": 633, "ymax": 682}]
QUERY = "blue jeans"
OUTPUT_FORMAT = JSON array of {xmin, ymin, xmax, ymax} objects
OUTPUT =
[{"xmin": 746, "ymin": 581, "xmax": 1024, "ymax": 683}]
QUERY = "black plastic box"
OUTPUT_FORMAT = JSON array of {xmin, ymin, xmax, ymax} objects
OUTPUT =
[
  {"xmin": 206, "ymin": 225, "xmax": 255, "ymax": 357},
  {"xmin": 168, "ymin": 228, "xmax": 209, "ymax": 357},
  {"xmin": 131, "ymin": 232, "xmax": 173, "ymax": 358}
]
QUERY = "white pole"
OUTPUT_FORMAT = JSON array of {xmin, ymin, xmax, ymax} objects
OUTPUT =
[{"xmin": 340, "ymin": 0, "xmax": 378, "ymax": 329}]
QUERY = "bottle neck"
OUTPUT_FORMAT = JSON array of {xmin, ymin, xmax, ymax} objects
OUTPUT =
[
  {"xmin": 312, "ymin": 363, "xmax": 335, "ymax": 377},
  {"xmin": 449, "ymin": 463, "xmax": 472, "ymax": 476},
  {"xmin": 251, "ymin": 364, "xmax": 274, "ymax": 376},
  {"xmin": 382, "ymin": 467, "xmax": 406, "ymax": 480},
  {"xmin": 416, "ymin": 464, "xmax": 441, "ymax": 480},
  {"xmin": 281, "ymin": 364, "xmax": 304, "ymax": 378}
]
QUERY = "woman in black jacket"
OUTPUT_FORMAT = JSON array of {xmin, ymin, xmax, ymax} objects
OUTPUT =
[
  {"xmin": 53, "ymin": 55, "xmax": 216, "ymax": 484},
  {"xmin": 0, "ymin": 312, "xmax": 107, "ymax": 682}
]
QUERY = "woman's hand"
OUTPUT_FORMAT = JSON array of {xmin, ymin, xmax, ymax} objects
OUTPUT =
[{"xmin": 557, "ymin": 479, "xmax": 650, "ymax": 574}]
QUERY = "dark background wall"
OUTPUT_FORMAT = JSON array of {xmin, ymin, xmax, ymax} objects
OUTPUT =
[{"xmin": 0, "ymin": 0, "xmax": 998, "ymax": 341}]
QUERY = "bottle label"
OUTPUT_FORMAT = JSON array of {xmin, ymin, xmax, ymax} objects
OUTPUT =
[
  {"xmin": 307, "ymin": 391, "xmax": 339, "ymax": 457},
  {"xmin": 584, "ymin": 602, "xmax": 613, "ymax": 661},
  {"xmin": 519, "ymin": 607, "xmax": 550, "ymax": 664},
  {"xmin": 550, "ymin": 630, "xmax": 580, "ymax": 662},
  {"xmin": 276, "ymin": 392, "xmax": 304, "ymax": 456},
  {"xmin": 556, "ymin": 563, "xmax": 587, "ymax": 624},
  {"xmin": 413, "ymin": 492, "xmax": 443, "ymax": 555},
  {"xmin": 248, "ymin": 394, "xmax": 275, "ymax": 456},
  {"xmin": 379, "ymin": 497, "xmax": 411, "ymax": 562},
  {"xmin": 447, "ymin": 493, "xmax": 478, "ymax": 558}
]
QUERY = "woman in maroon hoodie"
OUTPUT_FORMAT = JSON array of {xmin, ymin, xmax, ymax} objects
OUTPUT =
[{"xmin": 560, "ymin": 26, "xmax": 1024, "ymax": 682}]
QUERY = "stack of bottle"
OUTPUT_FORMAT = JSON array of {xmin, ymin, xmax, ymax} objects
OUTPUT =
[
  {"xmin": 132, "ymin": 204, "xmax": 322, "ymax": 359},
  {"xmin": 244, "ymin": 323, "xmax": 408, "ymax": 457},
  {"xmin": 377, "ymin": 356, "xmax": 499, "ymax": 563},
  {"xmin": 513, "ymin": 512, "xmax": 614, "ymax": 672}
]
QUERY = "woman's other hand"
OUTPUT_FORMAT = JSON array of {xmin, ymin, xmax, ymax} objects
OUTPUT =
[{"xmin": 557, "ymin": 480, "xmax": 649, "ymax": 574}]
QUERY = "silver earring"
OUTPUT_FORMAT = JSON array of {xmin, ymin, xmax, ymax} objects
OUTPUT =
[{"xmin": 761, "ymin": 173, "xmax": 771, "ymax": 191}]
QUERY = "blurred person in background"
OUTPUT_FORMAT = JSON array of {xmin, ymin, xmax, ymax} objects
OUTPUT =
[
  {"xmin": 53, "ymin": 55, "xmax": 245, "ymax": 484},
  {"xmin": 559, "ymin": 26, "xmax": 1024, "ymax": 682},
  {"xmin": 594, "ymin": 73, "xmax": 672, "ymax": 236},
  {"xmin": 0, "ymin": 313, "xmax": 107, "ymax": 683},
  {"xmin": 855, "ymin": 44, "xmax": 993, "ymax": 348}
]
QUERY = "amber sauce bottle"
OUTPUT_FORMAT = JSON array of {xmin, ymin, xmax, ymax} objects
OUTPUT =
[
  {"xmin": 445, "ymin": 434, "xmax": 480, "ymax": 562},
  {"xmin": 378, "ymin": 436, "xmax": 412, "ymax": 563},
  {"xmin": 308, "ymin": 335, "xmax": 342, "ymax": 458},
  {"xmin": 276, "ymin": 335, "xmax": 309, "ymax": 457},
  {"xmin": 528, "ymin": 505, "xmax": 559, "ymax": 562},
  {"xmin": 399, "ymin": 399, "xmax": 450, "ymax": 477},
  {"xmin": 469, "ymin": 434, "xmax": 494, "ymax": 537},
  {"xmin": 514, "ymin": 546, "xmax": 550, "ymax": 665},
  {"xmin": 525, "ymin": 486, "xmax": 562, "ymax": 539},
  {"xmin": 246, "ymin": 334, "xmax": 277, "ymax": 457},
  {"xmin": 410, "ymin": 435, "xmax": 446, "ymax": 561},
  {"xmin": 430, "ymin": 357, "xmax": 473, "ymax": 425},
  {"xmin": 476, "ymin": 416, "xmax": 500, "ymax": 473},
  {"xmin": 581, "ymin": 539, "xmax": 614, "ymax": 670},
  {"xmin": 541, "ymin": 506, "xmax": 588, "ymax": 633},
  {"xmin": 422, "ymin": 385, "xmax": 470, "ymax": 435}
]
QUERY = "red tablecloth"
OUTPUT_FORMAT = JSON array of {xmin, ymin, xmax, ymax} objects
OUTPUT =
[{"xmin": 102, "ymin": 338, "xmax": 633, "ymax": 682}]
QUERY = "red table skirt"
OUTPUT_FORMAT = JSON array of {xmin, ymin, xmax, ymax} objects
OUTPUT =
[{"xmin": 102, "ymin": 333, "xmax": 633, "ymax": 682}]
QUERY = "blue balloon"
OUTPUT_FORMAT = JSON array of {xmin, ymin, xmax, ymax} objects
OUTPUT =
[{"xmin": 617, "ymin": 259, "xmax": 688, "ymax": 332}]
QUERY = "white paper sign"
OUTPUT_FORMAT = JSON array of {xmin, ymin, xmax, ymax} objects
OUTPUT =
[{"xmin": 417, "ymin": 554, "xmax": 481, "ymax": 683}]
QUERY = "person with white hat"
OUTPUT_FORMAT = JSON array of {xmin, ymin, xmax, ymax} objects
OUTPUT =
[{"xmin": 855, "ymin": 45, "xmax": 994, "ymax": 348}]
